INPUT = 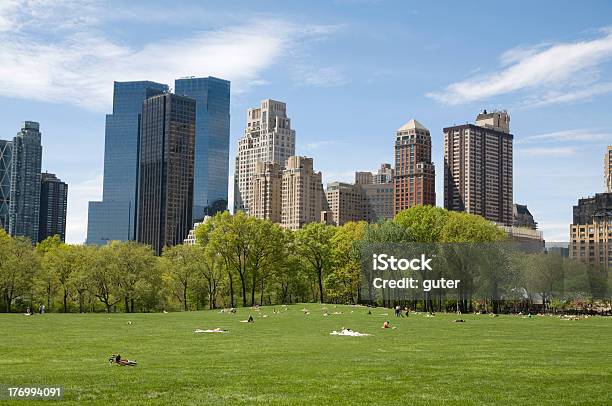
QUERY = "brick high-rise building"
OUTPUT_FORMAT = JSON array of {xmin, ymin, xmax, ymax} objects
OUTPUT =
[
  {"xmin": 38, "ymin": 172, "xmax": 68, "ymax": 242},
  {"xmin": 605, "ymin": 146, "xmax": 612, "ymax": 193},
  {"xmin": 281, "ymin": 156, "xmax": 323, "ymax": 230},
  {"xmin": 444, "ymin": 110, "xmax": 513, "ymax": 226},
  {"xmin": 137, "ymin": 93, "xmax": 196, "ymax": 255},
  {"xmin": 393, "ymin": 119, "xmax": 435, "ymax": 214},
  {"xmin": 251, "ymin": 161, "xmax": 283, "ymax": 223},
  {"xmin": 234, "ymin": 100, "xmax": 295, "ymax": 215}
]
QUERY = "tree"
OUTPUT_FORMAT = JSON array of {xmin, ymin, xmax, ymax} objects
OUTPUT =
[
  {"xmin": 89, "ymin": 244, "xmax": 122, "ymax": 312},
  {"xmin": 199, "ymin": 244, "xmax": 224, "ymax": 309},
  {"xmin": 69, "ymin": 245, "xmax": 96, "ymax": 313},
  {"xmin": 161, "ymin": 244, "xmax": 199, "ymax": 311},
  {"xmin": 0, "ymin": 235, "xmax": 40, "ymax": 312},
  {"xmin": 113, "ymin": 241, "xmax": 156, "ymax": 312},
  {"xmin": 247, "ymin": 219, "xmax": 284, "ymax": 306},
  {"xmin": 394, "ymin": 206, "xmax": 449, "ymax": 243},
  {"xmin": 41, "ymin": 243, "xmax": 75, "ymax": 312},
  {"xmin": 295, "ymin": 223, "xmax": 336, "ymax": 303},
  {"xmin": 327, "ymin": 221, "xmax": 367, "ymax": 303}
]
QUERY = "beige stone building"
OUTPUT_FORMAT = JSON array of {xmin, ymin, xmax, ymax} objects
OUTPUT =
[
  {"xmin": 356, "ymin": 163, "xmax": 395, "ymax": 222},
  {"xmin": 281, "ymin": 156, "xmax": 324, "ymax": 230},
  {"xmin": 443, "ymin": 110, "xmax": 513, "ymax": 226},
  {"xmin": 605, "ymin": 146, "xmax": 612, "ymax": 193},
  {"xmin": 325, "ymin": 182, "xmax": 364, "ymax": 226},
  {"xmin": 251, "ymin": 161, "xmax": 283, "ymax": 223},
  {"xmin": 234, "ymin": 100, "xmax": 295, "ymax": 214},
  {"xmin": 570, "ymin": 193, "xmax": 612, "ymax": 270}
]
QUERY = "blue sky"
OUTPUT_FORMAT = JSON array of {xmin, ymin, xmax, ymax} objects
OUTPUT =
[{"xmin": 1, "ymin": 0, "xmax": 611, "ymax": 243}]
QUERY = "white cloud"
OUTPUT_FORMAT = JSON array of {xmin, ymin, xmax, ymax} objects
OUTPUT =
[
  {"xmin": 516, "ymin": 128, "xmax": 612, "ymax": 144},
  {"xmin": 427, "ymin": 28, "xmax": 612, "ymax": 106},
  {"xmin": 518, "ymin": 147, "xmax": 577, "ymax": 158},
  {"xmin": 293, "ymin": 66, "xmax": 348, "ymax": 88},
  {"xmin": 0, "ymin": 2, "xmax": 337, "ymax": 111},
  {"xmin": 301, "ymin": 140, "xmax": 342, "ymax": 150}
]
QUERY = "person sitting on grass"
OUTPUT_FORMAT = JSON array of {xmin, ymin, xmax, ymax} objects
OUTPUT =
[
  {"xmin": 383, "ymin": 321, "xmax": 390, "ymax": 329},
  {"xmin": 247, "ymin": 315, "xmax": 254, "ymax": 323},
  {"xmin": 110, "ymin": 354, "xmax": 137, "ymax": 366}
]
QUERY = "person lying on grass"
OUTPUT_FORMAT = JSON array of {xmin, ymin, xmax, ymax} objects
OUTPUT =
[{"xmin": 109, "ymin": 354, "xmax": 137, "ymax": 366}]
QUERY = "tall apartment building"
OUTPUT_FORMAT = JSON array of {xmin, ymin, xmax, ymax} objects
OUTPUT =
[
  {"xmin": 281, "ymin": 156, "xmax": 323, "ymax": 230},
  {"xmin": 175, "ymin": 77, "xmax": 231, "ymax": 219},
  {"xmin": 0, "ymin": 140, "xmax": 11, "ymax": 233},
  {"xmin": 394, "ymin": 119, "xmax": 436, "ymax": 214},
  {"xmin": 87, "ymin": 81, "xmax": 168, "ymax": 245},
  {"xmin": 443, "ymin": 110, "xmax": 513, "ymax": 226},
  {"xmin": 137, "ymin": 94, "xmax": 196, "ymax": 255},
  {"xmin": 325, "ymin": 182, "xmax": 364, "ymax": 226},
  {"xmin": 570, "ymin": 192, "xmax": 612, "ymax": 271},
  {"xmin": 251, "ymin": 161, "xmax": 283, "ymax": 223},
  {"xmin": 605, "ymin": 146, "xmax": 612, "ymax": 193},
  {"xmin": 38, "ymin": 172, "xmax": 68, "ymax": 242},
  {"xmin": 356, "ymin": 163, "xmax": 395, "ymax": 223},
  {"xmin": 9, "ymin": 121, "xmax": 43, "ymax": 243},
  {"xmin": 234, "ymin": 100, "xmax": 295, "ymax": 214}
]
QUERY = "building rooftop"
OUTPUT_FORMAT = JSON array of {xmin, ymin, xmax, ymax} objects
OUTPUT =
[{"xmin": 397, "ymin": 119, "xmax": 428, "ymax": 132}]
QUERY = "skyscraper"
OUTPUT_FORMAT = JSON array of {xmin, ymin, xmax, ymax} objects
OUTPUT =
[
  {"xmin": 605, "ymin": 146, "xmax": 612, "ymax": 193},
  {"xmin": 393, "ymin": 119, "xmax": 436, "ymax": 214},
  {"xmin": 137, "ymin": 93, "xmax": 196, "ymax": 255},
  {"xmin": 234, "ymin": 100, "xmax": 295, "ymax": 214},
  {"xmin": 9, "ymin": 121, "xmax": 43, "ymax": 243},
  {"xmin": 570, "ymin": 192, "xmax": 612, "ymax": 271},
  {"xmin": 0, "ymin": 140, "xmax": 11, "ymax": 233},
  {"xmin": 443, "ymin": 110, "xmax": 513, "ymax": 226},
  {"xmin": 175, "ymin": 77, "xmax": 231, "ymax": 219},
  {"xmin": 325, "ymin": 182, "xmax": 364, "ymax": 226},
  {"xmin": 87, "ymin": 81, "xmax": 168, "ymax": 245},
  {"xmin": 281, "ymin": 156, "xmax": 323, "ymax": 230},
  {"xmin": 38, "ymin": 172, "xmax": 68, "ymax": 242}
]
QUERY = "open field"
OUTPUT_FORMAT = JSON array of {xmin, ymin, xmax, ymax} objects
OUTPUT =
[{"xmin": 2, "ymin": 305, "xmax": 611, "ymax": 405}]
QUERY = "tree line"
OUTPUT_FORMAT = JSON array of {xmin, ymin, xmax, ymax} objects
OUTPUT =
[{"xmin": 0, "ymin": 206, "xmax": 608, "ymax": 313}]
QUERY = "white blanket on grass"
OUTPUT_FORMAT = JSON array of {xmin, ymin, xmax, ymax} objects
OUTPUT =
[
  {"xmin": 330, "ymin": 330, "xmax": 371, "ymax": 337},
  {"xmin": 194, "ymin": 328, "xmax": 227, "ymax": 333}
]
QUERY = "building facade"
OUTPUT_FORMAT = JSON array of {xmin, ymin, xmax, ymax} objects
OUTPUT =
[
  {"xmin": 137, "ymin": 93, "xmax": 196, "ymax": 255},
  {"xmin": 605, "ymin": 146, "xmax": 612, "ymax": 193},
  {"xmin": 325, "ymin": 182, "xmax": 364, "ymax": 226},
  {"xmin": 38, "ymin": 172, "xmax": 68, "ymax": 242},
  {"xmin": 87, "ymin": 81, "xmax": 168, "ymax": 245},
  {"xmin": 281, "ymin": 156, "xmax": 323, "ymax": 230},
  {"xmin": 570, "ymin": 192, "xmax": 612, "ymax": 271},
  {"xmin": 175, "ymin": 77, "xmax": 231, "ymax": 219},
  {"xmin": 234, "ymin": 100, "xmax": 295, "ymax": 214},
  {"xmin": 513, "ymin": 203, "xmax": 537, "ymax": 230},
  {"xmin": 443, "ymin": 110, "xmax": 513, "ymax": 226},
  {"xmin": 358, "ymin": 164, "xmax": 395, "ymax": 223},
  {"xmin": 0, "ymin": 140, "xmax": 11, "ymax": 233},
  {"xmin": 251, "ymin": 161, "xmax": 283, "ymax": 223},
  {"xmin": 9, "ymin": 121, "xmax": 43, "ymax": 243},
  {"xmin": 394, "ymin": 119, "xmax": 436, "ymax": 214}
]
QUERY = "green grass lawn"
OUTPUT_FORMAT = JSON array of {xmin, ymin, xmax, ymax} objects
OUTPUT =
[{"xmin": 1, "ymin": 305, "xmax": 611, "ymax": 405}]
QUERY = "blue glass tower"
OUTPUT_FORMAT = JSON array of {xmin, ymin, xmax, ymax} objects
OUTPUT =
[
  {"xmin": 86, "ymin": 81, "xmax": 168, "ymax": 245},
  {"xmin": 175, "ymin": 77, "xmax": 230, "ymax": 220}
]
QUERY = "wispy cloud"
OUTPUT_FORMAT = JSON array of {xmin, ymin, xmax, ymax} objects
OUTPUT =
[
  {"xmin": 0, "ymin": 2, "xmax": 338, "ymax": 111},
  {"xmin": 516, "ymin": 128, "xmax": 612, "ymax": 144},
  {"xmin": 427, "ymin": 28, "xmax": 612, "ymax": 106},
  {"xmin": 293, "ymin": 66, "xmax": 348, "ymax": 87},
  {"xmin": 518, "ymin": 147, "xmax": 577, "ymax": 157},
  {"xmin": 301, "ymin": 140, "xmax": 342, "ymax": 150}
]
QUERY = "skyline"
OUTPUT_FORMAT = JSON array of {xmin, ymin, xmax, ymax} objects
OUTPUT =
[{"xmin": 1, "ymin": 1, "xmax": 612, "ymax": 243}]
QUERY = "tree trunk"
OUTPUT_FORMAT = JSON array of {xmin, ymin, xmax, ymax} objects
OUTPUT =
[
  {"xmin": 239, "ymin": 270, "xmax": 247, "ymax": 307},
  {"xmin": 317, "ymin": 267, "xmax": 324, "ymax": 303},
  {"xmin": 250, "ymin": 272, "xmax": 256, "ymax": 307},
  {"xmin": 63, "ymin": 289, "xmax": 68, "ymax": 313},
  {"xmin": 228, "ymin": 271, "xmax": 234, "ymax": 308},
  {"xmin": 183, "ymin": 282, "xmax": 188, "ymax": 311}
]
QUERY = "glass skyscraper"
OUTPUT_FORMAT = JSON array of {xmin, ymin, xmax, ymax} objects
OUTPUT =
[
  {"xmin": 86, "ymin": 81, "xmax": 168, "ymax": 245},
  {"xmin": 175, "ymin": 77, "xmax": 230, "ymax": 220},
  {"xmin": 38, "ymin": 172, "xmax": 68, "ymax": 242},
  {"xmin": 9, "ymin": 121, "xmax": 43, "ymax": 244},
  {"xmin": 0, "ymin": 139, "xmax": 12, "ymax": 233}
]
